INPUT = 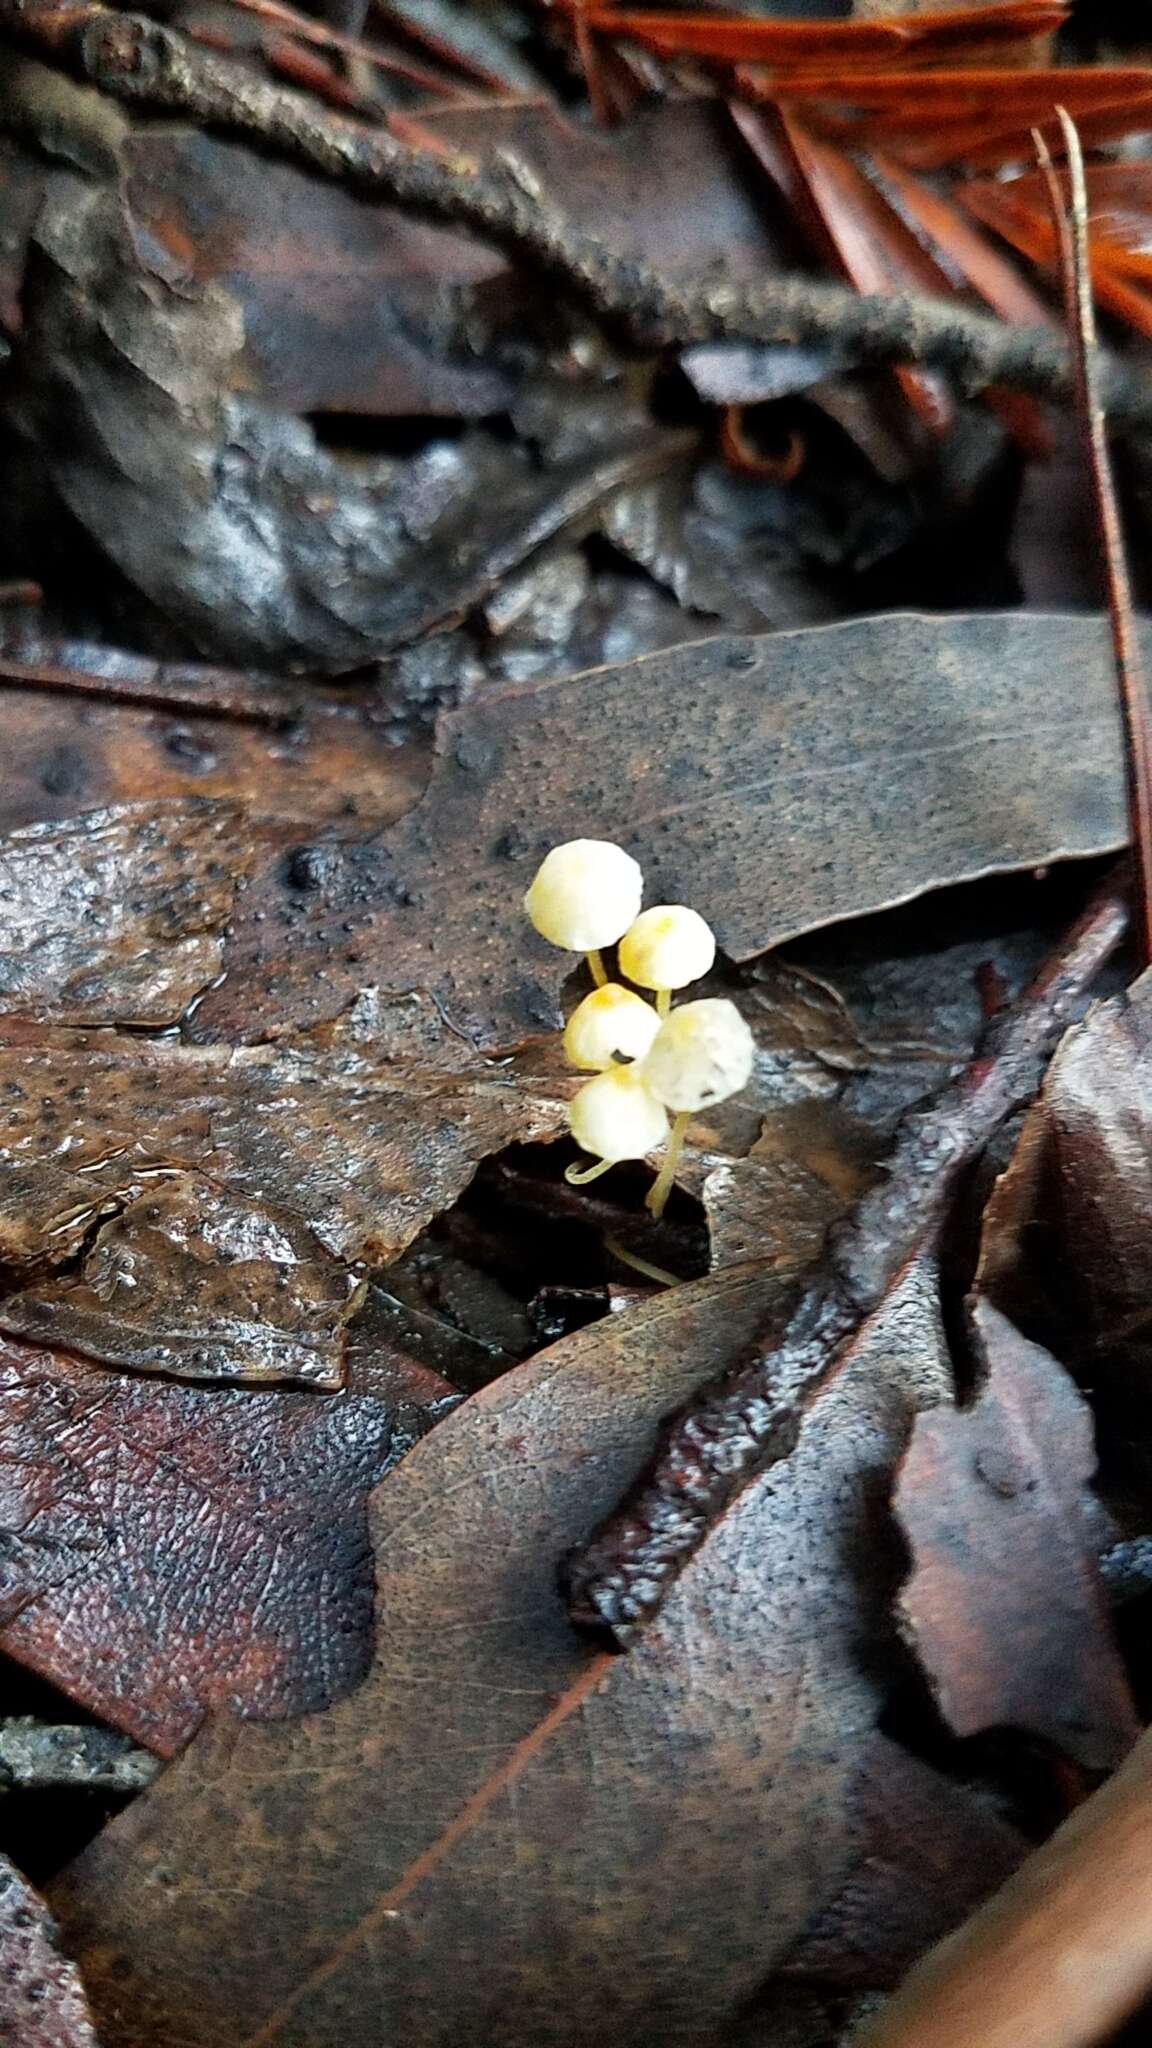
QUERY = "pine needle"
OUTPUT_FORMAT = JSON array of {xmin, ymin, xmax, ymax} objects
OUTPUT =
[{"xmin": 1036, "ymin": 109, "xmax": 1152, "ymax": 966}]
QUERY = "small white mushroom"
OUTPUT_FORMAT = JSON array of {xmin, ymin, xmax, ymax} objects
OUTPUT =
[
  {"xmin": 563, "ymin": 983, "xmax": 662, "ymax": 1072},
  {"xmin": 618, "ymin": 905, "xmax": 716, "ymax": 1015},
  {"xmin": 524, "ymin": 840, "xmax": 644, "ymax": 985},
  {"xmin": 566, "ymin": 1066, "xmax": 670, "ymax": 1185},
  {"xmin": 639, "ymin": 998, "xmax": 755, "ymax": 1216}
]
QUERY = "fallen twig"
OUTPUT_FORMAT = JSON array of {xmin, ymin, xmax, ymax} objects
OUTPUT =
[
  {"xmin": 6, "ymin": 3, "xmax": 1152, "ymax": 431},
  {"xmin": 856, "ymin": 1721, "xmax": 1152, "ymax": 2048},
  {"xmin": 566, "ymin": 878, "xmax": 1129, "ymax": 1642}
]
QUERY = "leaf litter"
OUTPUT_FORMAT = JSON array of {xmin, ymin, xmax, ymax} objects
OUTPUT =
[{"xmin": 1, "ymin": 3, "xmax": 1152, "ymax": 2043}]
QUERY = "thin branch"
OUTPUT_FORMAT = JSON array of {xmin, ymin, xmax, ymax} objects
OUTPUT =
[
  {"xmin": 6, "ymin": 2, "xmax": 1152, "ymax": 432},
  {"xmin": 1037, "ymin": 110, "xmax": 1152, "ymax": 966},
  {"xmin": 566, "ymin": 878, "xmax": 1129, "ymax": 1643},
  {"xmin": 856, "ymin": 1722, "xmax": 1152, "ymax": 2048}
]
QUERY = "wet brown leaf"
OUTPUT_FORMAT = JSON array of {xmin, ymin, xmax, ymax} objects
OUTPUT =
[
  {"xmin": 190, "ymin": 612, "xmax": 1129, "ymax": 1049},
  {"xmin": 0, "ymin": 1851, "xmax": 98, "ymax": 2048},
  {"xmin": 0, "ymin": 1035, "xmax": 566, "ymax": 1384},
  {"xmin": 114, "ymin": 98, "xmax": 792, "ymax": 420},
  {"xmin": 0, "ymin": 1324, "xmax": 456, "ymax": 1755},
  {"xmin": 0, "ymin": 625, "xmax": 429, "ymax": 832},
  {"xmin": 50, "ymin": 1249, "xmax": 956, "ymax": 2047},
  {"xmin": 978, "ymin": 964, "xmax": 1152, "ymax": 1434},
  {"xmin": 6, "ymin": 176, "xmax": 672, "ymax": 667},
  {"xmin": 895, "ymin": 1299, "xmax": 1138, "ymax": 1771},
  {"xmin": 0, "ymin": 801, "xmax": 251, "ymax": 1028},
  {"xmin": 777, "ymin": 1734, "xmax": 1026, "ymax": 1995}
]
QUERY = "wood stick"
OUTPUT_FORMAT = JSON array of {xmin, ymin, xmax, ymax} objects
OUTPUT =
[{"xmin": 857, "ymin": 1724, "xmax": 1152, "ymax": 2048}]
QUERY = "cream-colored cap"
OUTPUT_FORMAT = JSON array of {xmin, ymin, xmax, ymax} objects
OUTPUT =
[
  {"xmin": 568, "ymin": 1065, "xmax": 670, "ymax": 1162},
  {"xmin": 563, "ymin": 984, "xmax": 662, "ymax": 1071},
  {"xmin": 642, "ymin": 998, "xmax": 755, "ymax": 1112},
  {"xmin": 524, "ymin": 840, "xmax": 643, "ymax": 952},
  {"xmin": 618, "ymin": 905, "xmax": 715, "ymax": 991}
]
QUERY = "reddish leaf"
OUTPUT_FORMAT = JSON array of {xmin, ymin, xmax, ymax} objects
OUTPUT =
[
  {"xmin": 185, "ymin": 614, "xmax": 1129, "ymax": 1049},
  {"xmin": 0, "ymin": 1852, "xmax": 98, "ymax": 2048},
  {"xmin": 49, "ymin": 1252, "xmax": 959, "ymax": 2046},
  {"xmin": 895, "ymin": 1300, "xmax": 1138, "ymax": 1771},
  {"xmin": 773, "ymin": 109, "xmax": 956, "ymax": 431},
  {"xmin": 779, "ymin": 1734, "xmax": 1026, "ymax": 1993},
  {"xmin": 0, "ymin": 1319, "xmax": 456, "ymax": 1755}
]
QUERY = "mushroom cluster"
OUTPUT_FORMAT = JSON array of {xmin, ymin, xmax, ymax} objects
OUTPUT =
[{"xmin": 524, "ymin": 839, "xmax": 754, "ymax": 1217}]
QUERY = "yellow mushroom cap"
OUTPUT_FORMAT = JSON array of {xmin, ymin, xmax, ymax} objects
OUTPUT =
[
  {"xmin": 524, "ymin": 840, "xmax": 644, "ymax": 952},
  {"xmin": 618, "ymin": 905, "xmax": 716, "ymax": 991},
  {"xmin": 563, "ymin": 984, "xmax": 662, "ymax": 1071},
  {"xmin": 641, "ymin": 998, "xmax": 755, "ymax": 1113},
  {"xmin": 568, "ymin": 1066, "xmax": 669, "ymax": 1162}
]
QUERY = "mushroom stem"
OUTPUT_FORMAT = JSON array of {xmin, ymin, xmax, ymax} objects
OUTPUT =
[
  {"xmin": 603, "ymin": 1234, "xmax": 678, "ymax": 1287},
  {"xmin": 645, "ymin": 1110, "xmax": 690, "ymax": 1220},
  {"xmin": 586, "ymin": 949, "xmax": 608, "ymax": 988},
  {"xmin": 565, "ymin": 1157, "xmax": 614, "ymax": 1187},
  {"xmin": 656, "ymin": 988, "xmax": 671, "ymax": 1019}
]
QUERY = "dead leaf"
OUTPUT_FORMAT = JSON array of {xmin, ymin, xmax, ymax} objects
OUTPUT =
[
  {"xmin": 702, "ymin": 902, "xmax": 1077, "ymax": 1273},
  {"xmin": 0, "ymin": 801, "xmax": 251, "ymax": 1028},
  {"xmin": 0, "ymin": 623, "xmax": 430, "ymax": 831},
  {"xmin": 777, "ymin": 1733, "xmax": 1026, "ymax": 1995},
  {"xmin": 6, "ymin": 176, "xmax": 674, "ymax": 668},
  {"xmin": 49, "ymin": 1247, "xmax": 957, "ymax": 2047},
  {"xmin": 0, "ymin": 1034, "xmax": 567, "ymax": 1383},
  {"xmin": 601, "ymin": 456, "xmax": 853, "ymax": 627},
  {"xmin": 895, "ymin": 1299, "xmax": 1138, "ymax": 1771},
  {"xmin": 978, "ymin": 966, "xmax": 1152, "ymax": 1450},
  {"xmin": 115, "ymin": 96, "xmax": 796, "ymax": 420},
  {"xmin": 0, "ymin": 1851, "xmax": 98, "ymax": 2048},
  {"xmin": 189, "ymin": 612, "xmax": 1129, "ymax": 1049},
  {"xmin": 0, "ymin": 1322, "xmax": 456, "ymax": 1755}
]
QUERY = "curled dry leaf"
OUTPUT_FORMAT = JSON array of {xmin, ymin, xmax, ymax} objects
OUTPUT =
[
  {"xmin": 0, "ymin": 1036, "xmax": 567, "ymax": 1385},
  {"xmin": 895, "ymin": 1299, "xmax": 1138, "ymax": 1772},
  {"xmin": 190, "ymin": 613, "xmax": 1129, "ymax": 1050},
  {"xmin": 5, "ymin": 177, "xmax": 674, "ymax": 668},
  {"xmin": 0, "ymin": 1851, "xmax": 98, "ymax": 2048},
  {"xmin": 50, "ymin": 1249, "xmax": 965, "ymax": 2048},
  {"xmin": 701, "ymin": 899, "xmax": 1077, "ymax": 1272},
  {"xmin": 0, "ymin": 801, "xmax": 251, "ymax": 1029},
  {"xmin": 0, "ymin": 1321, "xmax": 457, "ymax": 1755}
]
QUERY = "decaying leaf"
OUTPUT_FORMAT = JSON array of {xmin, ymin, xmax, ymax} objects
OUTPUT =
[
  {"xmin": 0, "ymin": 1034, "xmax": 567, "ymax": 1384},
  {"xmin": 0, "ymin": 801, "xmax": 251, "ymax": 1028},
  {"xmin": 703, "ymin": 891, "xmax": 1089, "ymax": 1271},
  {"xmin": 5, "ymin": 176, "xmax": 674, "ymax": 668},
  {"xmin": 0, "ymin": 1850, "xmax": 98, "ymax": 2048},
  {"xmin": 776, "ymin": 1734, "xmax": 1026, "ymax": 1995},
  {"xmin": 49, "ymin": 1249, "xmax": 962, "ymax": 2047},
  {"xmin": 189, "ymin": 612, "xmax": 1129, "ymax": 1049},
  {"xmin": 978, "ymin": 965, "xmax": 1152, "ymax": 1439},
  {"xmin": 0, "ymin": 623, "xmax": 430, "ymax": 832},
  {"xmin": 0, "ymin": 1322, "xmax": 456, "ymax": 1754},
  {"xmin": 895, "ymin": 1299, "xmax": 1138, "ymax": 1771},
  {"xmin": 114, "ymin": 97, "xmax": 797, "ymax": 419}
]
